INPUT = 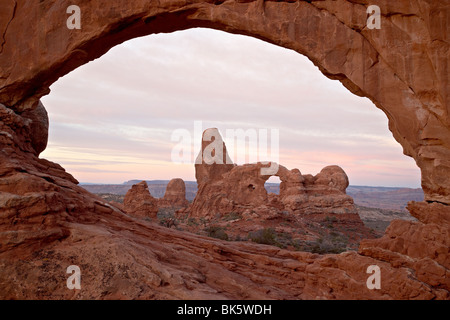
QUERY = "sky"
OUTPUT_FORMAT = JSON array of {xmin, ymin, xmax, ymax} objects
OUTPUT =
[{"xmin": 40, "ymin": 28, "xmax": 421, "ymax": 187}]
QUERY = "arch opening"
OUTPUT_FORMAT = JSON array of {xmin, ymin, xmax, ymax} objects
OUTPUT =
[
  {"xmin": 42, "ymin": 28, "xmax": 422, "ymax": 188},
  {"xmin": 40, "ymin": 28, "xmax": 422, "ymax": 253}
]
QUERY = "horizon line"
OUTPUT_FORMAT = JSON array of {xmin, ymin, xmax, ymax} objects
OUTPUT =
[{"xmin": 79, "ymin": 180, "xmax": 423, "ymax": 190}]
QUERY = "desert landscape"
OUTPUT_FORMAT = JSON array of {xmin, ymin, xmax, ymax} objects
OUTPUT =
[
  {"xmin": 88, "ymin": 183, "xmax": 421, "ymax": 248},
  {"xmin": 83, "ymin": 129, "xmax": 421, "ymax": 254},
  {"xmin": 0, "ymin": 0, "xmax": 449, "ymax": 303}
]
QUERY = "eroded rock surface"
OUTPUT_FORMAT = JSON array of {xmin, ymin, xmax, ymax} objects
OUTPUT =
[{"xmin": 0, "ymin": 102, "xmax": 448, "ymax": 299}]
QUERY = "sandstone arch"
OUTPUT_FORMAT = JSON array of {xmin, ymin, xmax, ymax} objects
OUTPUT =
[
  {"xmin": 0, "ymin": 0, "xmax": 448, "ymax": 204},
  {"xmin": 0, "ymin": 1, "xmax": 449, "ymax": 299}
]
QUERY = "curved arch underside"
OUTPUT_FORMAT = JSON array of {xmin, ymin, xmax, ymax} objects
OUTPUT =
[{"xmin": 0, "ymin": 0, "xmax": 449, "ymax": 299}]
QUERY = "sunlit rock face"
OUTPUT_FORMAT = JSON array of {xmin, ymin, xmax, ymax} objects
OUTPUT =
[{"xmin": 0, "ymin": 1, "xmax": 448, "ymax": 299}]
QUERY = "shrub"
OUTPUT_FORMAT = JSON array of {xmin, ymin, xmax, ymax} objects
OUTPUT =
[
  {"xmin": 205, "ymin": 226, "xmax": 229, "ymax": 241},
  {"xmin": 309, "ymin": 236, "xmax": 348, "ymax": 254},
  {"xmin": 157, "ymin": 207, "xmax": 176, "ymax": 219},
  {"xmin": 199, "ymin": 217, "xmax": 207, "ymax": 227},
  {"xmin": 323, "ymin": 216, "xmax": 338, "ymax": 223},
  {"xmin": 248, "ymin": 228, "xmax": 280, "ymax": 247},
  {"xmin": 222, "ymin": 212, "xmax": 242, "ymax": 221},
  {"xmin": 187, "ymin": 218, "xmax": 198, "ymax": 226},
  {"xmin": 159, "ymin": 217, "xmax": 178, "ymax": 228}
]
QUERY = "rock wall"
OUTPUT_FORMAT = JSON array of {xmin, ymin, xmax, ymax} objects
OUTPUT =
[
  {"xmin": 279, "ymin": 165, "xmax": 357, "ymax": 215},
  {"xmin": 123, "ymin": 178, "xmax": 190, "ymax": 215}
]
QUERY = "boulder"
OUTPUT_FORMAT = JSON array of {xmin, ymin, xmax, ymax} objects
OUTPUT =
[{"xmin": 158, "ymin": 178, "xmax": 189, "ymax": 209}]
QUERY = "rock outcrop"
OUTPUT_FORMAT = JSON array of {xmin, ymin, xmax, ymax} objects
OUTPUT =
[
  {"xmin": 123, "ymin": 181, "xmax": 158, "ymax": 219},
  {"xmin": 0, "ymin": 0, "xmax": 448, "ymax": 300},
  {"xmin": 278, "ymin": 165, "xmax": 357, "ymax": 215},
  {"xmin": 194, "ymin": 128, "xmax": 235, "ymax": 186},
  {"xmin": 189, "ymin": 128, "xmax": 359, "ymax": 221},
  {"xmin": 158, "ymin": 178, "xmax": 189, "ymax": 209},
  {"xmin": 358, "ymin": 201, "xmax": 450, "ymax": 299}
]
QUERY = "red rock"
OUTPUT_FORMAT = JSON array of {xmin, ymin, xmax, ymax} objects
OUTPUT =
[
  {"xmin": 277, "ymin": 165, "xmax": 357, "ymax": 215},
  {"xmin": 314, "ymin": 166, "xmax": 349, "ymax": 193},
  {"xmin": 190, "ymin": 129, "xmax": 359, "ymax": 221},
  {"xmin": 195, "ymin": 128, "xmax": 235, "ymax": 186},
  {"xmin": 0, "ymin": 0, "xmax": 448, "ymax": 300},
  {"xmin": 359, "ymin": 201, "xmax": 450, "ymax": 296},
  {"xmin": 123, "ymin": 181, "xmax": 158, "ymax": 219},
  {"xmin": 20, "ymin": 101, "xmax": 49, "ymax": 156},
  {"xmin": 158, "ymin": 178, "xmax": 189, "ymax": 209}
]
